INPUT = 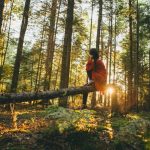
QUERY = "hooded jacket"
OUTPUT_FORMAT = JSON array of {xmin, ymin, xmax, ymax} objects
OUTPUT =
[{"xmin": 86, "ymin": 59, "xmax": 107, "ymax": 92}]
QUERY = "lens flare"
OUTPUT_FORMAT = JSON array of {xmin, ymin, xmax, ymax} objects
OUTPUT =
[{"xmin": 107, "ymin": 87, "xmax": 114, "ymax": 94}]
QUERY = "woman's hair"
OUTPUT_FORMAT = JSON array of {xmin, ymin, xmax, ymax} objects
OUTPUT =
[
  {"xmin": 89, "ymin": 48, "xmax": 99, "ymax": 71},
  {"xmin": 89, "ymin": 48, "xmax": 99, "ymax": 60}
]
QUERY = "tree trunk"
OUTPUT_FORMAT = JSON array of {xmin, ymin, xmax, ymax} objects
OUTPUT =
[
  {"xmin": 133, "ymin": 0, "xmax": 139, "ymax": 111},
  {"xmin": 148, "ymin": 49, "xmax": 150, "ymax": 102},
  {"xmin": 149, "ymin": 50, "xmax": 150, "ymax": 96},
  {"xmin": 108, "ymin": 0, "xmax": 113, "ymax": 84},
  {"xmin": 11, "ymin": 0, "xmax": 31, "ymax": 93},
  {"xmin": 0, "ymin": 0, "xmax": 4, "ymax": 34},
  {"xmin": 100, "ymin": 24, "xmax": 104, "ymax": 60},
  {"xmin": 128, "ymin": 0, "xmax": 133, "ymax": 110},
  {"xmin": 113, "ymin": 14, "xmax": 117, "ymax": 83},
  {"xmin": 0, "ymin": 85, "xmax": 95, "ymax": 104},
  {"xmin": 59, "ymin": 0, "xmax": 74, "ymax": 107},
  {"xmin": 52, "ymin": 0, "xmax": 62, "ymax": 90},
  {"xmin": 124, "ymin": 58, "xmax": 127, "ymax": 113},
  {"xmin": 96, "ymin": 0, "xmax": 102, "ymax": 52},
  {"xmin": 44, "ymin": 0, "xmax": 57, "ymax": 90},
  {"xmin": 54, "ymin": 56, "xmax": 61, "ymax": 90},
  {"xmin": 89, "ymin": 0, "xmax": 94, "ymax": 50}
]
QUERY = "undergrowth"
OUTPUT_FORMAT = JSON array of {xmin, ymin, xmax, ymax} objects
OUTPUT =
[
  {"xmin": 0, "ymin": 106, "xmax": 150, "ymax": 150},
  {"xmin": 36, "ymin": 106, "xmax": 150, "ymax": 150}
]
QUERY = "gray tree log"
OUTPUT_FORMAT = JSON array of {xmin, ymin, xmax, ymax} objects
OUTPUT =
[{"xmin": 0, "ymin": 86, "xmax": 95, "ymax": 104}]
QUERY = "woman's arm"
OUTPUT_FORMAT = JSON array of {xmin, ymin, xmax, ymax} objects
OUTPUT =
[{"xmin": 86, "ymin": 59, "xmax": 94, "ymax": 71}]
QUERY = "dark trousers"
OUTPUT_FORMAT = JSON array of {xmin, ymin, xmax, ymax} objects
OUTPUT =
[
  {"xmin": 83, "ymin": 92, "xmax": 88, "ymax": 106},
  {"xmin": 82, "ymin": 71, "xmax": 93, "ymax": 107},
  {"xmin": 87, "ymin": 70, "xmax": 92, "ymax": 81}
]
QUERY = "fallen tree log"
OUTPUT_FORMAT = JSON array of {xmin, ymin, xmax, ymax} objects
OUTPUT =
[{"xmin": 0, "ymin": 86, "xmax": 95, "ymax": 104}]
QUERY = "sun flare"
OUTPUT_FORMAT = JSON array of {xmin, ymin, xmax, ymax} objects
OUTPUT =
[{"xmin": 106, "ymin": 87, "xmax": 114, "ymax": 95}]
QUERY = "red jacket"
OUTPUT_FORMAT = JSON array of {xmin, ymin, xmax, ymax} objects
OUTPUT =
[{"xmin": 86, "ymin": 59, "xmax": 107, "ymax": 92}]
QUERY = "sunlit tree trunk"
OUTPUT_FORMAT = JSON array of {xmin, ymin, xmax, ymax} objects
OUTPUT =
[
  {"xmin": 50, "ymin": 0, "xmax": 62, "ymax": 90},
  {"xmin": 11, "ymin": 0, "xmax": 31, "ymax": 92},
  {"xmin": 54, "ymin": 0, "xmax": 62, "ymax": 40},
  {"xmin": 133, "ymin": 0, "xmax": 139, "ymax": 111},
  {"xmin": 89, "ymin": 0, "xmax": 94, "ymax": 50},
  {"xmin": 113, "ymin": 14, "xmax": 117, "ymax": 83},
  {"xmin": 59, "ymin": 0, "xmax": 74, "ymax": 107},
  {"xmin": 52, "ymin": 0, "xmax": 62, "ymax": 90},
  {"xmin": 124, "ymin": 58, "xmax": 127, "ymax": 113},
  {"xmin": 54, "ymin": 56, "xmax": 61, "ymax": 90},
  {"xmin": 88, "ymin": 0, "xmax": 94, "ymax": 87},
  {"xmin": 107, "ymin": 0, "xmax": 113, "ymax": 107},
  {"xmin": 96, "ymin": 0, "xmax": 102, "ymax": 52},
  {"xmin": 44, "ymin": 0, "xmax": 58, "ymax": 90},
  {"xmin": 128, "ymin": 0, "xmax": 133, "ymax": 110},
  {"xmin": 108, "ymin": 0, "xmax": 113, "ymax": 84},
  {"xmin": 101, "ymin": 25, "xmax": 104, "ymax": 60}
]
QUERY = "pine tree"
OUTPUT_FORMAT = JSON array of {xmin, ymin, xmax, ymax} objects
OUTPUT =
[
  {"xmin": 59, "ymin": 0, "xmax": 74, "ymax": 107},
  {"xmin": 11, "ymin": 0, "xmax": 31, "ymax": 92},
  {"xmin": 0, "ymin": 0, "xmax": 4, "ymax": 34}
]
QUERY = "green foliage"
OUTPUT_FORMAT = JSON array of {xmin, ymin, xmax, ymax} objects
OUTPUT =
[
  {"xmin": 45, "ymin": 106, "xmax": 97, "ymax": 133},
  {"xmin": 144, "ymin": 130, "xmax": 150, "ymax": 150},
  {"xmin": 113, "ymin": 118, "xmax": 150, "ymax": 149},
  {"xmin": 111, "ymin": 117, "xmax": 129, "ymax": 130}
]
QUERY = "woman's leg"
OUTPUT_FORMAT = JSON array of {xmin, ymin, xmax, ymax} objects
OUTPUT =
[
  {"xmin": 87, "ymin": 71, "xmax": 92, "ymax": 80},
  {"xmin": 82, "ymin": 92, "xmax": 88, "ymax": 108},
  {"xmin": 82, "ymin": 71, "xmax": 92, "ymax": 108}
]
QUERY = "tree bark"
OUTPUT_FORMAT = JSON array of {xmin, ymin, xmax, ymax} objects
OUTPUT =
[
  {"xmin": 133, "ymin": 0, "xmax": 139, "ymax": 111},
  {"xmin": 108, "ymin": 0, "xmax": 113, "ymax": 84},
  {"xmin": 96, "ymin": 0, "xmax": 102, "ymax": 52},
  {"xmin": 128, "ymin": 0, "xmax": 133, "ymax": 109},
  {"xmin": 54, "ymin": 55, "xmax": 61, "ymax": 90},
  {"xmin": 44, "ymin": 0, "xmax": 58, "ymax": 90},
  {"xmin": 148, "ymin": 49, "xmax": 150, "ymax": 98},
  {"xmin": 59, "ymin": 0, "xmax": 74, "ymax": 106},
  {"xmin": 0, "ymin": 0, "xmax": 4, "ymax": 34},
  {"xmin": 89, "ymin": 0, "xmax": 94, "ymax": 50},
  {"xmin": 0, "ymin": 86, "xmax": 95, "ymax": 104},
  {"xmin": 113, "ymin": 14, "xmax": 117, "ymax": 83},
  {"xmin": 11, "ymin": 0, "xmax": 31, "ymax": 93}
]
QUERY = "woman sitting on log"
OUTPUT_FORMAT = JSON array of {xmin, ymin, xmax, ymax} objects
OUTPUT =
[{"xmin": 82, "ymin": 48, "xmax": 107, "ymax": 109}]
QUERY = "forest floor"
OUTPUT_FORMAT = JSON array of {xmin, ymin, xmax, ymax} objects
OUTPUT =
[{"xmin": 0, "ymin": 104, "xmax": 150, "ymax": 150}]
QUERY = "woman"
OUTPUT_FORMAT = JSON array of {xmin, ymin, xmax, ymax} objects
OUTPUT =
[{"xmin": 82, "ymin": 48, "xmax": 107, "ymax": 108}]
